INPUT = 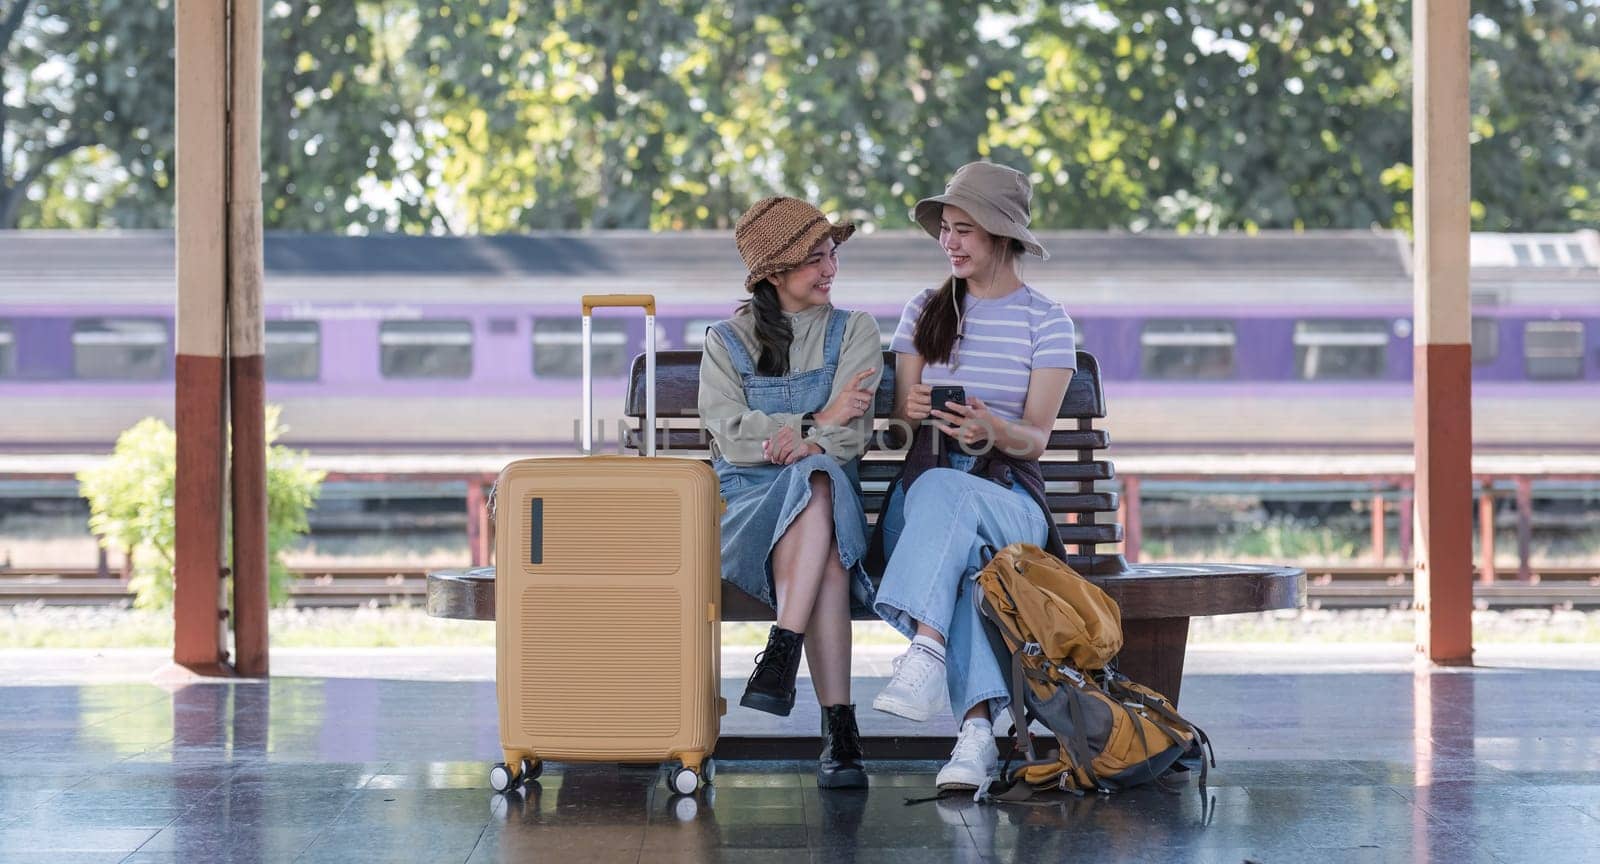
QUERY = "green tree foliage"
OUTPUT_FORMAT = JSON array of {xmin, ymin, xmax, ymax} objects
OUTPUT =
[
  {"xmin": 5, "ymin": 0, "xmax": 1597, "ymax": 232},
  {"xmin": 0, "ymin": 0, "xmax": 174, "ymax": 228},
  {"xmin": 670, "ymin": 0, "xmax": 1026, "ymax": 230},
  {"xmin": 77, "ymin": 408, "xmax": 326, "ymax": 610},
  {"xmin": 404, "ymin": 0, "xmax": 1022, "ymax": 232},
  {"xmin": 1, "ymin": 0, "xmax": 407, "ymax": 229},
  {"xmin": 1004, "ymin": 1, "xmax": 1414, "ymax": 231},
  {"xmin": 1470, "ymin": 0, "xmax": 1600, "ymax": 231},
  {"xmin": 260, "ymin": 0, "xmax": 409, "ymax": 231}
]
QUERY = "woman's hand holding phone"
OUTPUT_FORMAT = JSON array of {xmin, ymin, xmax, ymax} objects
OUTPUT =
[
  {"xmin": 904, "ymin": 383, "xmax": 934, "ymax": 421},
  {"xmin": 932, "ymin": 394, "xmax": 1001, "ymax": 449}
]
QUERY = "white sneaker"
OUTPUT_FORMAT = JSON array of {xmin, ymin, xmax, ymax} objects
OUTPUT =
[
  {"xmin": 936, "ymin": 719, "xmax": 998, "ymax": 790},
  {"xmin": 871, "ymin": 646, "xmax": 947, "ymax": 722}
]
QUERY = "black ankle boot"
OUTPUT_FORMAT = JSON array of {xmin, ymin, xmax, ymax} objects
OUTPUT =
[
  {"xmin": 818, "ymin": 704, "xmax": 868, "ymax": 788},
  {"xmin": 740, "ymin": 626, "xmax": 804, "ymax": 716}
]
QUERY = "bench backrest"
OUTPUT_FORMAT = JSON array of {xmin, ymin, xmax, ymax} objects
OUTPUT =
[{"xmin": 624, "ymin": 349, "xmax": 1127, "ymax": 575}]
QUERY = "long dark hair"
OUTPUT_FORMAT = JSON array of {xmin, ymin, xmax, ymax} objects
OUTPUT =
[
  {"xmin": 912, "ymin": 237, "xmax": 1025, "ymax": 365},
  {"xmin": 736, "ymin": 279, "xmax": 793, "ymax": 376},
  {"xmin": 913, "ymin": 276, "xmax": 965, "ymax": 366}
]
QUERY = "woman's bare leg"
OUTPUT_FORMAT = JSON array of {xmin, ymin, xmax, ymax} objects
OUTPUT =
[
  {"xmin": 804, "ymin": 539, "xmax": 853, "ymax": 706},
  {"xmin": 769, "ymin": 472, "xmax": 834, "ymax": 633}
]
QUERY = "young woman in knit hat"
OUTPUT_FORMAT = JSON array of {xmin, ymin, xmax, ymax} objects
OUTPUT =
[
  {"xmin": 868, "ymin": 161, "xmax": 1078, "ymax": 791},
  {"xmin": 699, "ymin": 195, "xmax": 883, "ymax": 788}
]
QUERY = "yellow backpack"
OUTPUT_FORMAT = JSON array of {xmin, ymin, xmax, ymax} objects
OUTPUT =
[{"xmin": 972, "ymin": 543, "xmax": 1213, "ymax": 797}]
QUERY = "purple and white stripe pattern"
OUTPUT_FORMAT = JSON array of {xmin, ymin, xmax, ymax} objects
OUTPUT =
[{"xmin": 891, "ymin": 284, "xmax": 1077, "ymax": 421}]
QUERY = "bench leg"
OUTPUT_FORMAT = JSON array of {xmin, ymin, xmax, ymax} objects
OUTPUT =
[{"xmin": 1116, "ymin": 617, "xmax": 1190, "ymax": 707}]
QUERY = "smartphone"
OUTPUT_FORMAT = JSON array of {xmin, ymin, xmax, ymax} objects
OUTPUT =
[{"xmin": 929, "ymin": 385, "xmax": 967, "ymax": 410}]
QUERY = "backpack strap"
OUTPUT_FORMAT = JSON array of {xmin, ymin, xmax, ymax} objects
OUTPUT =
[
  {"xmin": 1106, "ymin": 677, "xmax": 1215, "ymax": 786},
  {"xmin": 1058, "ymin": 686, "xmax": 1104, "ymax": 792},
  {"xmin": 975, "ymin": 589, "xmax": 1035, "ymax": 764}
]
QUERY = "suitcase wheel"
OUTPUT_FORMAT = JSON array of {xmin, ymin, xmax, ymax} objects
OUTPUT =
[
  {"xmin": 489, "ymin": 763, "xmax": 516, "ymax": 793},
  {"xmin": 669, "ymin": 766, "xmax": 701, "ymax": 796},
  {"xmin": 490, "ymin": 758, "xmax": 543, "ymax": 793},
  {"xmin": 520, "ymin": 758, "xmax": 544, "ymax": 782}
]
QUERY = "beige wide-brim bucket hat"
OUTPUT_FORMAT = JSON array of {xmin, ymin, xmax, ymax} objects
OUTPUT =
[
  {"xmin": 912, "ymin": 161, "xmax": 1049, "ymax": 260},
  {"xmin": 735, "ymin": 196, "xmax": 856, "ymax": 292}
]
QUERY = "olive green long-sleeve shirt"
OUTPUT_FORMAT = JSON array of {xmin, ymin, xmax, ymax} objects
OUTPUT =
[{"xmin": 698, "ymin": 304, "xmax": 883, "ymax": 467}]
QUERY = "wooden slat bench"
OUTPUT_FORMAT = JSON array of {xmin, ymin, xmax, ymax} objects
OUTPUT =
[{"xmin": 427, "ymin": 349, "xmax": 1302, "ymax": 759}]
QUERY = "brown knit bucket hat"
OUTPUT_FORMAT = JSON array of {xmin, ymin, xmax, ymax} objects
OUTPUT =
[
  {"xmin": 735, "ymin": 196, "xmax": 856, "ymax": 292},
  {"xmin": 913, "ymin": 161, "xmax": 1049, "ymax": 260}
]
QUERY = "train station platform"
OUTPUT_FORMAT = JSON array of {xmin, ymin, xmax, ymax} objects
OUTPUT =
[{"xmin": 1, "ymin": 645, "xmax": 1597, "ymax": 863}]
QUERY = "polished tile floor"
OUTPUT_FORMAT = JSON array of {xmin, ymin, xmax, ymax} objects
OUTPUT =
[{"xmin": 1, "ymin": 648, "xmax": 1598, "ymax": 863}]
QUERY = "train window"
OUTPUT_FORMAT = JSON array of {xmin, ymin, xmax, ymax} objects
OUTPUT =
[
  {"xmin": 380, "ymin": 319, "xmax": 472, "ymax": 379},
  {"xmin": 1139, "ymin": 320, "xmax": 1235, "ymax": 379},
  {"xmin": 1523, "ymin": 321, "xmax": 1584, "ymax": 380},
  {"xmin": 0, "ymin": 322, "xmax": 12, "ymax": 378},
  {"xmin": 72, "ymin": 318, "xmax": 168, "ymax": 380},
  {"xmin": 682, "ymin": 319, "xmax": 721, "ymax": 348},
  {"xmin": 1294, "ymin": 320, "xmax": 1388, "ymax": 380},
  {"xmin": 1471, "ymin": 318, "xmax": 1499, "ymax": 366},
  {"xmin": 266, "ymin": 321, "xmax": 321, "ymax": 381},
  {"xmin": 533, "ymin": 317, "xmax": 627, "ymax": 378}
]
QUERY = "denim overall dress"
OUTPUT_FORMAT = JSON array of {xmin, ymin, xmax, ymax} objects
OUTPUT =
[{"xmin": 710, "ymin": 309, "xmax": 875, "ymax": 614}]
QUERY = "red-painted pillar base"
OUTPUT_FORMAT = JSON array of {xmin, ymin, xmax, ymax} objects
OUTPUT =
[
  {"xmin": 1413, "ymin": 343, "xmax": 1473, "ymax": 665},
  {"xmin": 231, "ymin": 353, "xmax": 268, "ymax": 677},
  {"xmin": 174, "ymin": 353, "xmax": 229, "ymax": 674}
]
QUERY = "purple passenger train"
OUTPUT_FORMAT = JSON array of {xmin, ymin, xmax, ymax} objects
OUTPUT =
[{"xmin": 0, "ymin": 229, "xmax": 1595, "ymax": 453}]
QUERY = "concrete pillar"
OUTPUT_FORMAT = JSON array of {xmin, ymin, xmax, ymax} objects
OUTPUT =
[
  {"xmin": 173, "ymin": 0, "xmax": 231, "ymax": 675},
  {"xmin": 1411, "ymin": 0, "xmax": 1474, "ymax": 665},
  {"xmin": 229, "ymin": 0, "xmax": 269, "ymax": 678},
  {"xmin": 174, "ymin": 0, "xmax": 268, "ymax": 677}
]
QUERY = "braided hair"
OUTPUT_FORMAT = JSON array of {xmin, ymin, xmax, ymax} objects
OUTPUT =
[{"xmin": 737, "ymin": 279, "xmax": 793, "ymax": 377}]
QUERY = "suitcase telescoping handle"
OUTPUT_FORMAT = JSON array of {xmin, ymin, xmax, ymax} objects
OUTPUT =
[{"xmin": 580, "ymin": 294, "xmax": 655, "ymax": 456}]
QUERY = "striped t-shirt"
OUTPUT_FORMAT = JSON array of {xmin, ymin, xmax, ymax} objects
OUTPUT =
[{"xmin": 891, "ymin": 284, "xmax": 1077, "ymax": 421}]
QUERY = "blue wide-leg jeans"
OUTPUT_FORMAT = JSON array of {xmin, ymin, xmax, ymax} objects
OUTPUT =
[{"xmin": 872, "ymin": 461, "xmax": 1049, "ymax": 725}]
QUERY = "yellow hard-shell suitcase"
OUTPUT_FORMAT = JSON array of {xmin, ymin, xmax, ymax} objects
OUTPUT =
[{"xmin": 488, "ymin": 294, "xmax": 723, "ymax": 796}]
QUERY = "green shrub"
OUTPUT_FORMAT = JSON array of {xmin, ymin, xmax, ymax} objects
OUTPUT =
[{"xmin": 78, "ymin": 407, "xmax": 325, "ymax": 609}]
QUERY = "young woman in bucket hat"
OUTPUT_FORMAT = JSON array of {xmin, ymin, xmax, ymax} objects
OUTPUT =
[
  {"xmin": 698, "ymin": 195, "xmax": 883, "ymax": 788},
  {"xmin": 868, "ymin": 161, "xmax": 1078, "ymax": 791}
]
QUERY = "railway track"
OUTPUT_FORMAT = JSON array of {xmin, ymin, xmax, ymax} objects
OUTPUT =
[
  {"xmin": 0, "ymin": 567, "xmax": 430, "ymax": 609},
  {"xmin": 2, "ymin": 565, "xmax": 1599, "ymax": 610}
]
